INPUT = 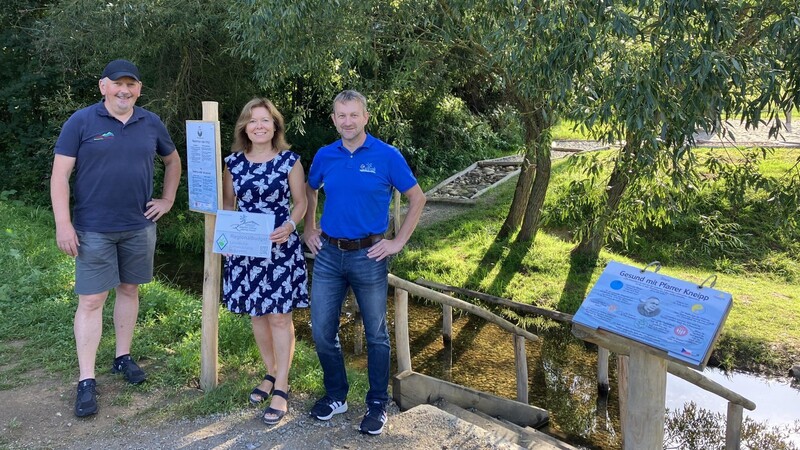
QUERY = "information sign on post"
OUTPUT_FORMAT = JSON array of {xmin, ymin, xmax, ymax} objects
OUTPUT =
[
  {"xmin": 186, "ymin": 120, "xmax": 220, "ymax": 213},
  {"xmin": 186, "ymin": 102, "xmax": 223, "ymax": 392},
  {"xmin": 573, "ymin": 261, "xmax": 733, "ymax": 449},
  {"xmin": 573, "ymin": 261, "xmax": 732, "ymax": 369}
]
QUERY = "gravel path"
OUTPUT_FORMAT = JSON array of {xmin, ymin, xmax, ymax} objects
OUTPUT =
[
  {"xmin": 54, "ymin": 402, "xmax": 519, "ymax": 450},
  {"xmin": 0, "ymin": 375, "xmax": 520, "ymax": 450}
]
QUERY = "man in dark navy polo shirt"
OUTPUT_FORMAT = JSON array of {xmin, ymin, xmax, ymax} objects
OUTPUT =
[
  {"xmin": 50, "ymin": 59, "xmax": 181, "ymax": 417},
  {"xmin": 303, "ymin": 90, "xmax": 426, "ymax": 435}
]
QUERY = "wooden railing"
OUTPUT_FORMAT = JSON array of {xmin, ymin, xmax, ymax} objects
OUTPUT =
[
  {"xmin": 410, "ymin": 278, "xmax": 757, "ymax": 450},
  {"xmin": 390, "ymin": 274, "xmax": 538, "ymax": 403}
]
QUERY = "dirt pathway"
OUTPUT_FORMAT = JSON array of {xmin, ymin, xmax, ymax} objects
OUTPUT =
[{"xmin": 0, "ymin": 371, "xmax": 517, "ymax": 450}]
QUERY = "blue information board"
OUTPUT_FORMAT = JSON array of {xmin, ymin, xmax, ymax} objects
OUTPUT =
[
  {"xmin": 573, "ymin": 261, "xmax": 732, "ymax": 368},
  {"xmin": 186, "ymin": 120, "xmax": 220, "ymax": 213}
]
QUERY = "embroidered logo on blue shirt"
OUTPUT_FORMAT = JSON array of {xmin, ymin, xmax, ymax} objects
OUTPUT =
[
  {"xmin": 359, "ymin": 163, "xmax": 376, "ymax": 174},
  {"xmin": 93, "ymin": 132, "xmax": 115, "ymax": 141}
]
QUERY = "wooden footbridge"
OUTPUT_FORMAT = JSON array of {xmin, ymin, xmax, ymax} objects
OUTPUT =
[{"xmin": 389, "ymin": 275, "xmax": 756, "ymax": 450}]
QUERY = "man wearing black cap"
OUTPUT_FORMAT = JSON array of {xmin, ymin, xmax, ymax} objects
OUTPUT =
[{"xmin": 50, "ymin": 59, "xmax": 181, "ymax": 417}]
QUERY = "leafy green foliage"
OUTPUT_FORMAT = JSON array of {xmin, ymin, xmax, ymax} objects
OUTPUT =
[
  {"xmin": 545, "ymin": 148, "xmax": 800, "ymax": 282},
  {"xmin": 0, "ymin": 0, "xmax": 67, "ymax": 204},
  {"xmin": 567, "ymin": 0, "xmax": 800, "ymax": 260}
]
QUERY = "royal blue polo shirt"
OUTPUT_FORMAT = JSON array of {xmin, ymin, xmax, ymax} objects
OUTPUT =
[
  {"xmin": 54, "ymin": 101, "xmax": 176, "ymax": 232},
  {"xmin": 307, "ymin": 134, "xmax": 417, "ymax": 239}
]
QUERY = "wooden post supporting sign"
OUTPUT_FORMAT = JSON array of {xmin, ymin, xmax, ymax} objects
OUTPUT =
[
  {"xmin": 572, "ymin": 260, "xmax": 734, "ymax": 450},
  {"xmin": 187, "ymin": 101, "xmax": 223, "ymax": 391}
]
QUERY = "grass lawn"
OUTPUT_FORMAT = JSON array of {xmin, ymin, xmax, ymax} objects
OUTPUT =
[{"xmin": 392, "ymin": 148, "xmax": 800, "ymax": 375}]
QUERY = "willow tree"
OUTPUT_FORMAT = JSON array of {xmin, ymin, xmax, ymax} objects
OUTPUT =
[
  {"xmin": 567, "ymin": 0, "xmax": 800, "ymax": 261},
  {"xmin": 228, "ymin": 0, "xmax": 610, "ymax": 244}
]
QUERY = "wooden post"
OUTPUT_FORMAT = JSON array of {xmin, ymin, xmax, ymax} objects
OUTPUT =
[
  {"xmin": 442, "ymin": 300, "xmax": 453, "ymax": 379},
  {"xmin": 623, "ymin": 348, "xmax": 667, "ymax": 450},
  {"xmin": 392, "ymin": 189, "xmax": 403, "ymax": 238},
  {"xmin": 725, "ymin": 402, "xmax": 743, "ymax": 450},
  {"xmin": 347, "ymin": 288, "xmax": 363, "ymax": 355},
  {"xmin": 514, "ymin": 335, "xmax": 528, "ymax": 403},
  {"xmin": 617, "ymin": 355, "xmax": 628, "ymax": 433},
  {"xmin": 442, "ymin": 337, "xmax": 453, "ymax": 380},
  {"xmin": 442, "ymin": 304, "xmax": 453, "ymax": 344},
  {"xmin": 597, "ymin": 347, "xmax": 610, "ymax": 395},
  {"xmin": 200, "ymin": 101, "xmax": 221, "ymax": 391},
  {"xmin": 395, "ymin": 288, "xmax": 412, "ymax": 373}
]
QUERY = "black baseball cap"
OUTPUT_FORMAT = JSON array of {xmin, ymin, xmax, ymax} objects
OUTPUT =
[{"xmin": 101, "ymin": 59, "xmax": 140, "ymax": 81}]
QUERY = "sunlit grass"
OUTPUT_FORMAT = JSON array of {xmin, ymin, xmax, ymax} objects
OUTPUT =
[
  {"xmin": 394, "ymin": 151, "xmax": 800, "ymax": 374},
  {"xmin": 0, "ymin": 200, "xmax": 366, "ymax": 417}
]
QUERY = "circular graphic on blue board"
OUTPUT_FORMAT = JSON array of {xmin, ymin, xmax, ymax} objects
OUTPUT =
[{"xmin": 610, "ymin": 280, "xmax": 624, "ymax": 290}]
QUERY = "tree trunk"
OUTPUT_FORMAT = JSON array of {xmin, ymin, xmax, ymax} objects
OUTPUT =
[
  {"xmin": 497, "ymin": 156, "xmax": 535, "ymax": 239},
  {"xmin": 571, "ymin": 139, "xmax": 636, "ymax": 258},
  {"xmin": 516, "ymin": 143, "xmax": 551, "ymax": 241},
  {"xmin": 498, "ymin": 108, "xmax": 546, "ymax": 240},
  {"xmin": 516, "ymin": 109, "xmax": 552, "ymax": 242}
]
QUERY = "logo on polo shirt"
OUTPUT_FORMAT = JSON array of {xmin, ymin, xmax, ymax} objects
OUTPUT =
[
  {"xmin": 92, "ymin": 131, "xmax": 115, "ymax": 141},
  {"xmin": 359, "ymin": 162, "xmax": 376, "ymax": 174}
]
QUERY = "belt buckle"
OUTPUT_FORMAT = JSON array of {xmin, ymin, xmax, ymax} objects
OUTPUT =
[{"xmin": 337, "ymin": 238, "xmax": 347, "ymax": 250}]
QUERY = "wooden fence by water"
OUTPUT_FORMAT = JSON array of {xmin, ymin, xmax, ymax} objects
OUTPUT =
[{"xmin": 403, "ymin": 277, "xmax": 756, "ymax": 450}]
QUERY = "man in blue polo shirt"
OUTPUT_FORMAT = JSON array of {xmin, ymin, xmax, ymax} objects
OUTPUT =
[
  {"xmin": 303, "ymin": 90, "xmax": 426, "ymax": 435},
  {"xmin": 50, "ymin": 59, "xmax": 181, "ymax": 417}
]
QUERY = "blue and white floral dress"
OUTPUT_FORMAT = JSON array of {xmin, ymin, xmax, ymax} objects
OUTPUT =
[{"xmin": 222, "ymin": 150, "xmax": 309, "ymax": 316}]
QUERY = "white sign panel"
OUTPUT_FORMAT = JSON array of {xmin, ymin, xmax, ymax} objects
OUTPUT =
[
  {"xmin": 186, "ymin": 120, "xmax": 219, "ymax": 213},
  {"xmin": 573, "ymin": 261, "xmax": 732, "ymax": 368}
]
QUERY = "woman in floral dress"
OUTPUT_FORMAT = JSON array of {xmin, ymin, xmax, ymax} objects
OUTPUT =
[{"xmin": 222, "ymin": 98, "xmax": 308, "ymax": 425}]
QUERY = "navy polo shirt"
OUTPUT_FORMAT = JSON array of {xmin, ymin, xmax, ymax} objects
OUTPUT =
[
  {"xmin": 307, "ymin": 134, "xmax": 417, "ymax": 239},
  {"xmin": 54, "ymin": 101, "xmax": 176, "ymax": 232}
]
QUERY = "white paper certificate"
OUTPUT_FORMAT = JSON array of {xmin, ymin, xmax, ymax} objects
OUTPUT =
[{"xmin": 212, "ymin": 210, "xmax": 275, "ymax": 259}]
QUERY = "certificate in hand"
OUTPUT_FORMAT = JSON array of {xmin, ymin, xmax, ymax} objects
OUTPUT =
[{"xmin": 212, "ymin": 210, "xmax": 275, "ymax": 259}]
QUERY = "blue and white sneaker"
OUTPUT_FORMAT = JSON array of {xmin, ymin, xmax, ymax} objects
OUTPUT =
[
  {"xmin": 310, "ymin": 395, "xmax": 348, "ymax": 420},
  {"xmin": 359, "ymin": 401, "xmax": 387, "ymax": 435}
]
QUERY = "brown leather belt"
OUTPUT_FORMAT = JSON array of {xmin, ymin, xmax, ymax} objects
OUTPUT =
[{"xmin": 321, "ymin": 232, "xmax": 383, "ymax": 251}]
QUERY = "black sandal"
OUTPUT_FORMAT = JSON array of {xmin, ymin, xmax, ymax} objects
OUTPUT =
[
  {"xmin": 261, "ymin": 389, "xmax": 288, "ymax": 425},
  {"xmin": 249, "ymin": 374, "xmax": 275, "ymax": 405}
]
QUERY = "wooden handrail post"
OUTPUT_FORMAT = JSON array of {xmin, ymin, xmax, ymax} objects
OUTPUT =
[
  {"xmin": 617, "ymin": 355, "xmax": 628, "ymax": 435},
  {"xmin": 442, "ymin": 304, "xmax": 453, "ymax": 344},
  {"xmin": 725, "ymin": 402, "xmax": 743, "ymax": 450},
  {"xmin": 514, "ymin": 335, "xmax": 528, "ymax": 403},
  {"xmin": 623, "ymin": 349, "xmax": 666, "ymax": 450},
  {"xmin": 395, "ymin": 288, "xmax": 412, "ymax": 373},
  {"xmin": 597, "ymin": 347, "xmax": 610, "ymax": 395}
]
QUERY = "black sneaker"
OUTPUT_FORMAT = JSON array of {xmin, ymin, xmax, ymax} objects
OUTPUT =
[
  {"xmin": 111, "ymin": 354, "xmax": 147, "ymax": 384},
  {"xmin": 309, "ymin": 395, "xmax": 348, "ymax": 420},
  {"xmin": 75, "ymin": 378, "xmax": 98, "ymax": 417},
  {"xmin": 359, "ymin": 401, "xmax": 387, "ymax": 435}
]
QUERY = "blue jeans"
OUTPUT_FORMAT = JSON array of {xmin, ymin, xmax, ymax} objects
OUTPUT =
[{"xmin": 310, "ymin": 241, "xmax": 390, "ymax": 405}]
